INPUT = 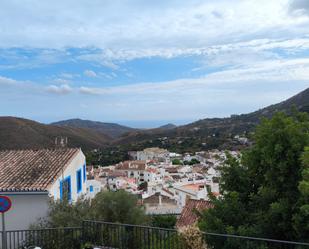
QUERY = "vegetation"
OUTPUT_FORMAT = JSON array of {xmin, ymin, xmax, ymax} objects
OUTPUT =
[
  {"xmin": 151, "ymin": 215, "xmax": 177, "ymax": 229},
  {"xmin": 36, "ymin": 190, "xmax": 148, "ymax": 228},
  {"xmin": 138, "ymin": 181, "xmax": 148, "ymax": 191},
  {"xmin": 172, "ymin": 158, "xmax": 183, "ymax": 165},
  {"xmin": 179, "ymin": 226, "xmax": 208, "ymax": 249},
  {"xmin": 183, "ymin": 158, "xmax": 200, "ymax": 165},
  {"xmin": 86, "ymin": 147, "xmax": 129, "ymax": 166},
  {"xmin": 198, "ymin": 112, "xmax": 309, "ymax": 246}
]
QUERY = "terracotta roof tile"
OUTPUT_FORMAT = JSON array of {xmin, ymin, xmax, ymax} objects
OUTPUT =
[
  {"xmin": 176, "ymin": 199, "xmax": 213, "ymax": 228},
  {"xmin": 0, "ymin": 148, "xmax": 80, "ymax": 192},
  {"xmin": 116, "ymin": 161, "xmax": 146, "ymax": 171}
]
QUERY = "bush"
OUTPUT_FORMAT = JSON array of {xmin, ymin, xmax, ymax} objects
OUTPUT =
[
  {"xmin": 34, "ymin": 190, "xmax": 148, "ymax": 228},
  {"xmin": 179, "ymin": 226, "xmax": 208, "ymax": 249},
  {"xmin": 151, "ymin": 215, "xmax": 177, "ymax": 228}
]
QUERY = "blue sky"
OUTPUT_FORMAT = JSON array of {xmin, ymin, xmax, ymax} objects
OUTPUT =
[{"xmin": 0, "ymin": 0, "xmax": 309, "ymax": 128}]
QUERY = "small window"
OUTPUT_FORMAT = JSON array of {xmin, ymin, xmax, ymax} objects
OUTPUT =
[
  {"xmin": 89, "ymin": 185, "xmax": 94, "ymax": 192},
  {"xmin": 77, "ymin": 169, "xmax": 82, "ymax": 193}
]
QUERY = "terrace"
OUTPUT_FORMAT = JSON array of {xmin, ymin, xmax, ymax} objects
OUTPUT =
[{"xmin": 1, "ymin": 220, "xmax": 308, "ymax": 249}]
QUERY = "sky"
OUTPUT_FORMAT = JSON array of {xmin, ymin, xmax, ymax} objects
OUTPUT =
[{"xmin": 0, "ymin": 0, "xmax": 309, "ymax": 128}]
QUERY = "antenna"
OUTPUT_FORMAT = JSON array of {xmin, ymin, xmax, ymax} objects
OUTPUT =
[{"xmin": 55, "ymin": 136, "xmax": 68, "ymax": 148}]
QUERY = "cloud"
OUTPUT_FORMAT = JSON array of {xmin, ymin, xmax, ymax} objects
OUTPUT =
[
  {"xmin": 53, "ymin": 78, "xmax": 71, "ymax": 84},
  {"xmin": 78, "ymin": 57, "xmax": 309, "ymax": 97},
  {"xmin": 0, "ymin": 75, "xmax": 19, "ymax": 86},
  {"xmin": 0, "ymin": 0, "xmax": 306, "ymax": 52},
  {"xmin": 59, "ymin": 73, "xmax": 77, "ymax": 79},
  {"xmin": 289, "ymin": 0, "xmax": 309, "ymax": 15},
  {"xmin": 46, "ymin": 84, "xmax": 72, "ymax": 95},
  {"xmin": 79, "ymin": 86, "xmax": 102, "ymax": 95},
  {"xmin": 84, "ymin": 70, "xmax": 97, "ymax": 78}
]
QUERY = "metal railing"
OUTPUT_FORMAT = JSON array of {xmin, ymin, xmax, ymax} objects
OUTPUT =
[
  {"xmin": 83, "ymin": 220, "xmax": 309, "ymax": 249},
  {"xmin": 1, "ymin": 220, "xmax": 309, "ymax": 249},
  {"xmin": 83, "ymin": 220, "xmax": 185, "ymax": 249},
  {"xmin": 1, "ymin": 227, "xmax": 82, "ymax": 249}
]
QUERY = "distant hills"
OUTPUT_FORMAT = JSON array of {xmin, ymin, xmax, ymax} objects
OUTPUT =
[
  {"xmin": 114, "ymin": 87, "xmax": 309, "ymax": 151},
  {"xmin": 0, "ymin": 87, "xmax": 308, "ymax": 151},
  {"xmin": 0, "ymin": 117, "xmax": 110, "ymax": 150},
  {"xmin": 51, "ymin": 118, "xmax": 135, "ymax": 139},
  {"xmin": 158, "ymin": 123, "xmax": 177, "ymax": 130}
]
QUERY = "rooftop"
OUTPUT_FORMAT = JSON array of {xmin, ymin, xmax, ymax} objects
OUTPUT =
[
  {"xmin": 176, "ymin": 199, "xmax": 213, "ymax": 228},
  {"xmin": 116, "ymin": 160, "xmax": 147, "ymax": 171},
  {"xmin": 0, "ymin": 148, "xmax": 80, "ymax": 192}
]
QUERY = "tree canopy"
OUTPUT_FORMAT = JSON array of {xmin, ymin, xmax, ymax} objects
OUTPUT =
[
  {"xmin": 199, "ymin": 112, "xmax": 309, "ymax": 245},
  {"xmin": 37, "ymin": 190, "xmax": 148, "ymax": 228}
]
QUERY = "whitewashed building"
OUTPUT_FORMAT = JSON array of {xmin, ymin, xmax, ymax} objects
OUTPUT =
[{"xmin": 0, "ymin": 148, "xmax": 87, "ymax": 230}]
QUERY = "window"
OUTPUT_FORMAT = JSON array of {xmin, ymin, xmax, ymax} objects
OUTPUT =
[
  {"xmin": 77, "ymin": 169, "xmax": 82, "ymax": 193},
  {"xmin": 60, "ymin": 176, "xmax": 71, "ymax": 201},
  {"xmin": 83, "ymin": 163, "xmax": 86, "ymax": 182},
  {"xmin": 89, "ymin": 185, "xmax": 94, "ymax": 192}
]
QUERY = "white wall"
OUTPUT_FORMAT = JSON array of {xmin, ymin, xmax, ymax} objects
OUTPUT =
[
  {"xmin": 49, "ymin": 150, "xmax": 87, "ymax": 202},
  {"xmin": 0, "ymin": 192, "xmax": 49, "ymax": 231}
]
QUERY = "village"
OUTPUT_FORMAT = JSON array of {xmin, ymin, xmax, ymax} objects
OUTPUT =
[
  {"xmin": 0, "ymin": 146, "xmax": 240, "ymax": 232},
  {"xmin": 86, "ymin": 147, "xmax": 240, "ymax": 215}
]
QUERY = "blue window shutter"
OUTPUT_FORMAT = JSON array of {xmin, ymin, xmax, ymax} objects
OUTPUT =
[
  {"xmin": 83, "ymin": 163, "xmax": 86, "ymax": 182},
  {"xmin": 67, "ymin": 176, "xmax": 72, "ymax": 201},
  {"xmin": 90, "ymin": 185, "xmax": 93, "ymax": 192},
  {"xmin": 60, "ymin": 180, "xmax": 63, "ymax": 199},
  {"xmin": 77, "ymin": 169, "xmax": 82, "ymax": 193},
  {"xmin": 60, "ymin": 176, "xmax": 71, "ymax": 201}
]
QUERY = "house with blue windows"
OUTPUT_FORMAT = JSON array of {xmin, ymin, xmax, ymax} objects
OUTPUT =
[
  {"xmin": 49, "ymin": 148, "xmax": 87, "ymax": 202},
  {"xmin": 0, "ymin": 148, "xmax": 87, "ymax": 230}
]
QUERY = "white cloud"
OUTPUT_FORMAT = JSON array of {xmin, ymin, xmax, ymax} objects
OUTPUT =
[
  {"xmin": 53, "ymin": 78, "xmax": 71, "ymax": 84},
  {"xmin": 78, "ymin": 57, "xmax": 309, "ymax": 98},
  {"xmin": 0, "ymin": 0, "xmax": 307, "ymax": 52},
  {"xmin": 289, "ymin": 0, "xmax": 309, "ymax": 15},
  {"xmin": 59, "ymin": 73, "xmax": 77, "ymax": 79},
  {"xmin": 46, "ymin": 84, "xmax": 72, "ymax": 95},
  {"xmin": 84, "ymin": 70, "xmax": 97, "ymax": 78},
  {"xmin": 0, "ymin": 75, "xmax": 19, "ymax": 86}
]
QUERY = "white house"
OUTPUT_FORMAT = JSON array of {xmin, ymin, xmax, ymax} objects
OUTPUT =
[
  {"xmin": 173, "ymin": 183, "xmax": 209, "ymax": 207},
  {"xmin": 115, "ymin": 161, "xmax": 147, "ymax": 185},
  {"xmin": 0, "ymin": 148, "xmax": 87, "ymax": 230}
]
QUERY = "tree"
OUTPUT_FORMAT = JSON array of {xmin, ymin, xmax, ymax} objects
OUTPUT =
[
  {"xmin": 199, "ymin": 112, "xmax": 309, "ymax": 244},
  {"xmin": 35, "ymin": 190, "xmax": 148, "ymax": 228},
  {"xmin": 91, "ymin": 190, "xmax": 148, "ymax": 224},
  {"xmin": 293, "ymin": 147, "xmax": 309, "ymax": 239},
  {"xmin": 172, "ymin": 159, "xmax": 182, "ymax": 165}
]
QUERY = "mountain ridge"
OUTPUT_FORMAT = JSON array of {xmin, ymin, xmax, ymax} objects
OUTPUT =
[
  {"xmin": 0, "ymin": 87, "xmax": 308, "ymax": 151},
  {"xmin": 51, "ymin": 118, "xmax": 136, "ymax": 138},
  {"xmin": 0, "ymin": 116, "xmax": 111, "ymax": 150}
]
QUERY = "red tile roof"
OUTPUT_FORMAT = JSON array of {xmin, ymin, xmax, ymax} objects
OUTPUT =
[
  {"xmin": 0, "ymin": 148, "xmax": 80, "ymax": 192},
  {"xmin": 176, "ymin": 199, "xmax": 213, "ymax": 228},
  {"xmin": 116, "ymin": 161, "xmax": 146, "ymax": 171}
]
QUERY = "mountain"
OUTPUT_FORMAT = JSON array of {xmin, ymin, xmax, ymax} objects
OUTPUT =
[
  {"xmin": 1, "ymin": 88, "xmax": 308, "ymax": 152},
  {"xmin": 158, "ymin": 123, "xmax": 177, "ymax": 130},
  {"xmin": 114, "ymin": 87, "xmax": 309, "ymax": 151},
  {"xmin": 51, "ymin": 118, "xmax": 135, "ymax": 138},
  {"xmin": 0, "ymin": 117, "xmax": 110, "ymax": 150}
]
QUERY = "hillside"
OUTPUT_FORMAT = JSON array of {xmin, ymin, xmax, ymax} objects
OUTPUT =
[
  {"xmin": 0, "ymin": 117, "xmax": 110, "ymax": 150},
  {"xmin": 51, "ymin": 118, "xmax": 135, "ymax": 138},
  {"xmin": 114, "ymin": 87, "xmax": 309, "ymax": 151},
  {"xmin": 158, "ymin": 123, "xmax": 177, "ymax": 130},
  {"xmin": 1, "ymin": 87, "xmax": 308, "ymax": 152}
]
